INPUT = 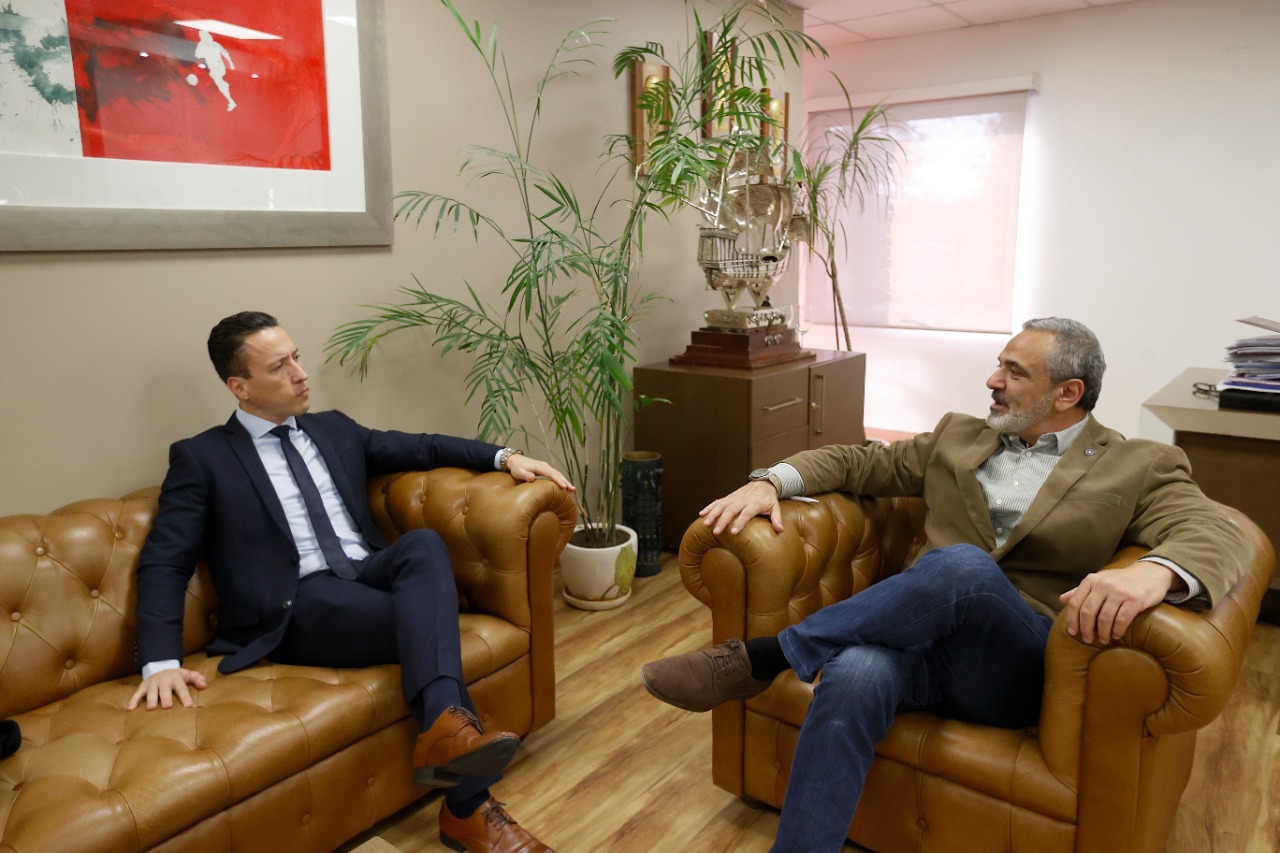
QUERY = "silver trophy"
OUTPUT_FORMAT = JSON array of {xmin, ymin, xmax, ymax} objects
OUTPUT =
[{"xmin": 695, "ymin": 136, "xmax": 808, "ymax": 334}]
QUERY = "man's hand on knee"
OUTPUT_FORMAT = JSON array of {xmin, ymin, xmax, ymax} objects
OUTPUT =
[
  {"xmin": 127, "ymin": 668, "xmax": 209, "ymax": 711},
  {"xmin": 1060, "ymin": 561, "xmax": 1176, "ymax": 644}
]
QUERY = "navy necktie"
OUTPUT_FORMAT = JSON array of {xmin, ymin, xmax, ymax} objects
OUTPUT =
[{"xmin": 269, "ymin": 425, "xmax": 357, "ymax": 580}]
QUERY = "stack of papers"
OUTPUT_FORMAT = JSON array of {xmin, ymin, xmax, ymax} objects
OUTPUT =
[{"xmin": 1223, "ymin": 317, "xmax": 1280, "ymax": 395}]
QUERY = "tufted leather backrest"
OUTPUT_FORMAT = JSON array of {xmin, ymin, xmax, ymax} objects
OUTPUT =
[
  {"xmin": 0, "ymin": 471, "xmax": 575, "ymax": 723},
  {"xmin": 0, "ymin": 489, "xmax": 217, "ymax": 720}
]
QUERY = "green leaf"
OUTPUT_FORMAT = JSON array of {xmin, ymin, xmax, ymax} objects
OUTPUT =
[{"xmin": 332, "ymin": 3, "xmax": 890, "ymax": 541}]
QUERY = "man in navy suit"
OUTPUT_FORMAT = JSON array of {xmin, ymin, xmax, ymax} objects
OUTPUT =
[{"xmin": 128, "ymin": 311, "xmax": 570, "ymax": 853}]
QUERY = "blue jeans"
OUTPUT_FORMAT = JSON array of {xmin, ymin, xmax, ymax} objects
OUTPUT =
[{"xmin": 772, "ymin": 544, "xmax": 1053, "ymax": 853}]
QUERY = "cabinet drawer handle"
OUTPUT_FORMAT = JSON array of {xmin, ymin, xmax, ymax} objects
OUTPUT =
[
  {"xmin": 761, "ymin": 396, "xmax": 804, "ymax": 413},
  {"xmin": 812, "ymin": 374, "xmax": 825, "ymax": 435}
]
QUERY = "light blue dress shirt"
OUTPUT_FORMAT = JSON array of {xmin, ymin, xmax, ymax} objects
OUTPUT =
[{"xmin": 236, "ymin": 409, "xmax": 371, "ymax": 577}]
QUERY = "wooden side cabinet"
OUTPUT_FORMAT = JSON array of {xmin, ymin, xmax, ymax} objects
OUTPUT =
[
  {"xmin": 634, "ymin": 350, "xmax": 866, "ymax": 549},
  {"xmin": 1143, "ymin": 367, "xmax": 1280, "ymax": 623}
]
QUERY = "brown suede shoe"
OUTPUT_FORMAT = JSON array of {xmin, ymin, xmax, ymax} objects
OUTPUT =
[
  {"xmin": 640, "ymin": 638, "xmax": 773, "ymax": 712},
  {"xmin": 439, "ymin": 797, "xmax": 554, "ymax": 853},
  {"xmin": 412, "ymin": 707, "xmax": 520, "ymax": 787}
]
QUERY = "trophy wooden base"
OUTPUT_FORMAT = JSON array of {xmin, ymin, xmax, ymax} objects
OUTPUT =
[{"xmin": 669, "ymin": 327, "xmax": 816, "ymax": 370}]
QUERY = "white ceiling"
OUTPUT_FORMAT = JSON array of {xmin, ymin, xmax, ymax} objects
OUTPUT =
[{"xmin": 788, "ymin": 0, "xmax": 1139, "ymax": 46}]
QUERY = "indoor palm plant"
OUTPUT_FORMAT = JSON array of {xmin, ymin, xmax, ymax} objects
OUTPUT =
[
  {"xmin": 326, "ymin": 1, "xmax": 849, "ymax": 603},
  {"xmin": 788, "ymin": 84, "xmax": 902, "ymax": 350}
]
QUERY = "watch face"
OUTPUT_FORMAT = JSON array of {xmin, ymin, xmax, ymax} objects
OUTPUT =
[{"xmin": 749, "ymin": 468, "xmax": 772, "ymax": 480}]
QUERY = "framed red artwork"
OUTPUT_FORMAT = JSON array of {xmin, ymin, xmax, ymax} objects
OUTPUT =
[
  {"xmin": 0, "ymin": 0, "xmax": 391, "ymax": 251},
  {"xmin": 67, "ymin": 1, "xmax": 331, "ymax": 169}
]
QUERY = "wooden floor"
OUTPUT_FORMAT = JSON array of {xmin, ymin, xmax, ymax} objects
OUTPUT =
[{"xmin": 340, "ymin": 554, "xmax": 1280, "ymax": 853}]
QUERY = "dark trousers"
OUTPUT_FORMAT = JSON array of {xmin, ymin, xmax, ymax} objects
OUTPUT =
[{"xmin": 271, "ymin": 528, "xmax": 497, "ymax": 804}]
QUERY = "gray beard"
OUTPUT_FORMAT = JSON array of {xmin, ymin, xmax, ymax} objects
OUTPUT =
[{"xmin": 986, "ymin": 392, "xmax": 1054, "ymax": 436}]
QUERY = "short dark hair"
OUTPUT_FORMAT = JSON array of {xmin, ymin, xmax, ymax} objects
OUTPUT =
[
  {"xmin": 208, "ymin": 311, "xmax": 278, "ymax": 381},
  {"xmin": 1022, "ymin": 317, "xmax": 1106, "ymax": 412}
]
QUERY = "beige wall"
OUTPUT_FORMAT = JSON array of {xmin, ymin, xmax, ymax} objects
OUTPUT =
[
  {"xmin": 801, "ymin": 0, "xmax": 1280, "ymax": 439},
  {"xmin": 0, "ymin": 0, "xmax": 805, "ymax": 516}
]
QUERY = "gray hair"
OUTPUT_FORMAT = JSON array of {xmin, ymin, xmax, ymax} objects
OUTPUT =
[{"xmin": 1022, "ymin": 317, "xmax": 1106, "ymax": 411}]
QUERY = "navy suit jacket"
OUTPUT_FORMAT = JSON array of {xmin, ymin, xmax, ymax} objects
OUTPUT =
[{"xmin": 135, "ymin": 410, "xmax": 502, "ymax": 673}]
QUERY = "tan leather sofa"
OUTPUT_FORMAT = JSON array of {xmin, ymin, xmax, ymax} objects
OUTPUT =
[
  {"xmin": 679, "ymin": 493, "xmax": 1274, "ymax": 853},
  {"xmin": 0, "ymin": 469, "xmax": 575, "ymax": 853}
]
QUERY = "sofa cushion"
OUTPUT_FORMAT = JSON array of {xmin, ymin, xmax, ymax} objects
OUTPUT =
[{"xmin": 0, "ymin": 611, "xmax": 527, "ymax": 853}]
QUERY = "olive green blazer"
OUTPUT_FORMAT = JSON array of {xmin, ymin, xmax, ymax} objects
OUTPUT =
[{"xmin": 784, "ymin": 413, "xmax": 1250, "ymax": 616}]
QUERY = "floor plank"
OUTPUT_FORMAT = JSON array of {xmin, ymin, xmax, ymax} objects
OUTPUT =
[
  {"xmin": 1167, "ymin": 623, "xmax": 1280, "ymax": 853},
  {"xmin": 340, "ymin": 554, "xmax": 1280, "ymax": 853}
]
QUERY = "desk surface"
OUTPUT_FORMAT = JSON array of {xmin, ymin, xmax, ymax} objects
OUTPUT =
[{"xmin": 1143, "ymin": 368, "xmax": 1280, "ymax": 442}]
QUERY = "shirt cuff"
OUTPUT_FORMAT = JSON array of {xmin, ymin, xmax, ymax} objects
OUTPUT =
[
  {"xmin": 142, "ymin": 659, "xmax": 181, "ymax": 680},
  {"xmin": 767, "ymin": 462, "xmax": 806, "ymax": 500},
  {"xmin": 1138, "ymin": 556, "xmax": 1204, "ymax": 604}
]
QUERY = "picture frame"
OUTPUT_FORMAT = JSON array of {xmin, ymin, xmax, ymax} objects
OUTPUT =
[
  {"xmin": 630, "ymin": 60, "xmax": 669, "ymax": 178},
  {"xmin": 761, "ymin": 87, "xmax": 789, "ymax": 146},
  {"xmin": 701, "ymin": 31, "xmax": 736, "ymax": 139},
  {"xmin": 0, "ymin": 0, "xmax": 392, "ymax": 252}
]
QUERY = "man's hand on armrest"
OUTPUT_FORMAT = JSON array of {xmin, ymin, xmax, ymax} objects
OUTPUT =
[
  {"xmin": 700, "ymin": 480, "xmax": 784, "ymax": 536},
  {"xmin": 1059, "ymin": 560, "xmax": 1180, "ymax": 645},
  {"xmin": 505, "ymin": 453, "xmax": 575, "ymax": 491},
  {"xmin": 127, "ymin": 666, "xmax": 209, "ymax": 711}
]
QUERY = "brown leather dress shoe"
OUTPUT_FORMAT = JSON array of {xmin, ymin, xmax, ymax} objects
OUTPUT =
[
  {"xmin": 412, "ymin": 707, "xmax": 520, "ymax": 787},
  {"xmin": 640, "ymin": 638, "xmax": 773, "ymax": 712},
  {"xmin": 439, "ymin": 797, "xmax": 554, "ymax": 853}
]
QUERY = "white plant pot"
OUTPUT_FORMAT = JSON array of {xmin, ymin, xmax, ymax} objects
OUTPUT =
[{"xmin": 560, "ymin": 524, "xmax": 638, "ymax": 610}]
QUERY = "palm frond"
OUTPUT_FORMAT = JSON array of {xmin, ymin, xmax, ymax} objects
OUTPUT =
[
  {"xmin": 329, "ymin": 0, "xmax": 884, "ymax": 539},
  {"xmin": 393, "ymin": 191, "xmax": 505, "ymax": 240}
]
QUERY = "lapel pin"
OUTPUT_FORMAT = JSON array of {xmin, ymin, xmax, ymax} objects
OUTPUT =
[{"xmin": 1084, "ymin": 447, "xmax": 1097, "ymax": 456}]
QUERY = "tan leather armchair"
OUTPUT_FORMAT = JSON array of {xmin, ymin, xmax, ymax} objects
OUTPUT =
[
  {"xmin": 679, "ymin": 493, "xmax": 1273, "ymax": 853},
  {"xmin": 0, "ymin": 468, "xmax": 574, "ymax": 853}
]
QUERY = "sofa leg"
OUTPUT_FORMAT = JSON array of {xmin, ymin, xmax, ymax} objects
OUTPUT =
[{"xmin": 740, "ymin": 794, "xmax": 770, "ymax": 810}]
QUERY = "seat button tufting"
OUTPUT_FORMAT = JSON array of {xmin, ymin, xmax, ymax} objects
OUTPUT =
[
  {"xmin": 283, "ymin": 599, "xmax": 293, "ymax": 609},
  {"xmin": 917, "ymin": 819, "xmax": 927, "ymax": 830},
  {"xmin": 301, "ymin": 814, "xmax": 311, "ymax": 825},
  {"xmin": 9, "ymin": 613, "xmax": 19, "ymax": 622},
  {"xmin": 64, "ymin": 660, "xmax": 75, "ymax": 669},
  {"xmin": 90, "ymin": 590, "xmax": 100, "ymax": 599},
  {"xmin": 366, "ymin": 777, "xmax": 375, "ymax": 787},
  {"xmin": 115, "ymin": 531, "xmax": 124, "ymax": 540},
  {"xmin": 34, "ymin": 547, "xmax": 45, "ymax": 556}
]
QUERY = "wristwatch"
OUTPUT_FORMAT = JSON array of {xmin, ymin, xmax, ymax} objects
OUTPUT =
[
  {"xmin": 497, "ymin": 447, "xmax": 524, "ymax": 471},
  {"xmin": 748, "ymin": 467, "xmax": 782, "ymax": 494}
]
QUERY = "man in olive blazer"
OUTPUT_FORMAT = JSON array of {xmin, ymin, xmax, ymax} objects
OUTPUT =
[
  {"xmin": 788, "ymin": 410, "xmax": 1247, "ymax": 617},
  {"xmin": 642, "ymin": 317, "xmax": 1250, "ymax": 853}
]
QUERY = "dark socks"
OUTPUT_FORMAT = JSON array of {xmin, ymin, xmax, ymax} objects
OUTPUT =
[
  {"xmin": 745, "ymin": 636, "xmax": 790, "ymax": 681},
  {"xmin": 446, "ymin": 787, "xmax": 492, "ymax": 819},
  {"xmin": 0, "ymin": 721, "xmax": 19, "ymax": 759},
  {"xmin": 417, "ymin": 676, "xmax": 467, "ymax": 730}
]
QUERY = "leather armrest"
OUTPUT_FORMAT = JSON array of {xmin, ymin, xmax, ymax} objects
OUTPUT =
[
  {"xmin": 368, "ymin": 469, "xmax": 576, "ymax": 629},
  {"xmin": 1039, "ymin": 506, "xmax": 1274, "ymax": 789},
  {"xmin": 678, "ymin": 493, "xmax": 922, "ymax": 639}
]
